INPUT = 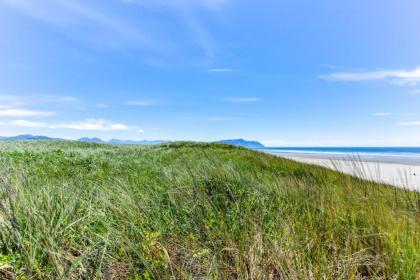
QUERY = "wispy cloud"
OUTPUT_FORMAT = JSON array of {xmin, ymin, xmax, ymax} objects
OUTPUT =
[
  {"xmin": 397, "ymin": 121, "xmax": 420, "ymax": 126},
  {"xmin": 0, "ymin": 109, "xmax": 55, "ymax": 117},
  {"xmin": 319, "ymin": 67, "xmax": 420, "ymax": 86},
  {"xmin": 2, "ymin": 0, "xmax": 232, "ymax": 62},
  {"xmin": 319, "ymin": 64, "xmax": 347, "ymax": 70},
  {"xmin": 0, "ymin": 94, "xmax": 79, "ymax": 106},
  {"xmin": 120, "ymin": 0, "xmax": 229, "ymax": 57},
  {"xmin": 206, "ymin": 68, "xmax": 237, "ymax": 73},
  {"xmin": 6, "ymin": 120, "xmax": 49, "ymax": 128},
  {"xmin": 205, "ymin": 116, "xmax": 237, "ymax": 121},
  {"xmin": 94, "ymin": 103, "xmax": 109, "ymax": 109},
  {"xmin": 120, "ymin": 0, "xmax": 230, "ymax": 11},
  {"xmin": 36, "ymin": 95, "xmax": 79, "ymax": 103},
  {"xmin": 51, "ymin": 119, "xmax": 137, "ymax": 131},
  {"xmin": 0, "ymin": 118, "xmax": 143, "ymax": 132},
  {"xmin": 1, "ymin": 0, "xmax": 154, "ymax": 49},
  {"xmin": 371, "ymin": 112, "xmax": 393, "ymax": 116},
  {"xmin": 408, "ymin": 89, "xmax": 420, "ymax": 96},
  {"xmin": 0, "ymin": 95, "xmax": 77, "ymax": 117},
  {"xmin": 182, "ymin": 0, "xmax": 230, "ymax": 10},
  {"xmin": 224, "ymin": 97, "xmax": 262, "ymax": 103},
  {"xmin": 126, "ymin": 100, "xmax": 156, "ymax": 106}
]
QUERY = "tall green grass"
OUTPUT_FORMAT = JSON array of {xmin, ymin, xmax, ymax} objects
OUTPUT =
[{"xmin": 0, "ymin": 141, "xmax": 418, "ymax": 279}]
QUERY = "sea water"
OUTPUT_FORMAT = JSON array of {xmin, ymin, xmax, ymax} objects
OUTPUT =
[{"xmin": 263, "ymin": 147, "xmax": 420, "ymax": 164}]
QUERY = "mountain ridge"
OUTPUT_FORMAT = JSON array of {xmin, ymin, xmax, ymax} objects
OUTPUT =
[
  {"xmin": 0, "ymin": 135, "xmax": 264, "ymax": 148},
  {"xmin": 217, "ymin": 138, "xmax": 265, "ymax": 149}
]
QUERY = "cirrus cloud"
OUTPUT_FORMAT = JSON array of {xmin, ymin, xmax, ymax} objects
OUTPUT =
[
  {"xmin": 126, "ymin": 100, "xmax": 157, "ymax": 106},
  {"xmin": 0, "ymin": 108, "xmax": 55, "ymax": 117},
  {"xmin": 205, "ymin": 116, "xmax": 237, "ymax": 121},
  {"xmin": 371, "ymin": 112, "xmax": 393, "ymax": 116},
  {"xmin": 224, "ymin": 97, "xmax": 262, "ymax": 103},
  {"xmin": 0, "ymin": 118, "xmax": 143, "ymax": 132},
  {"xmin": 397, "ymin": 121, "xmax": 420, "ymax": 126},
  {"xmin": 3, "ymin": 120, "xmax": 49, "ymax": 128},
  {"xmin": 51, "ymin": 119, "xmax": 132, "ymax": 131},
  {"xmin": 206, "ymin": 68, "xmax": 237, "ymax": 73},
  {"xmin": 319, "ymin": 67, "xmax": 420, "ymax": 86}
]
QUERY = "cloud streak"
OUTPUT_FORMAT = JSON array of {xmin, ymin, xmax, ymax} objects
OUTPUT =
[
  {"xmin": 206, "ymin": 68, "xmax": 237, "ymax": 73},
  {"xmin": 1, "ymin": 0, "xmax": 154, "ymax": 49},
  {"xmin": 224, "ymin": 97, "xmax": 262, "ymax": 103},
  {"xmin": 121, "ymin": 0, "xmax": 230, "ymax": 11},
  {"xmin": 0, "ymin": 109, "xmax": 55, "ymax": 117},
  {"xmin": 7, "ymin": 120, "xmax": 49, "ymax": 128},
  {"xmin": 408, "ymin": 89, "xmax": 420, "ymax": 96},
  {"xmin": 2, "ymin": 0, "xmax": 232, "ymax": 62},
  {"xmin": 0, "ymin": 94, "xmax": 79, "ymax": 106},
  {"xmin": 120, "ymin": 0, "xmax": 230, "ymax": 57},
  {"xmin": 51, "ymin": 119, "xmax": 134, "ymax": 131},
  {"xmin": 126, "ymin": 100, "xmax": 157, "ymax": 106},
  {"xmin": 397, "ymin": 121, "xmax": 420, "ymax": 126},
  {"xmin": 36, "ymin": 95, "xmax": 79, "ymax": 103},
  {"xmin": 319, "ymin": 67, "xmax": 420, "ymax": 86},
  {"xmin": 371, "ymin": 112, "xmax": 393, "ymax": 116},
  {"xmin": 0, "ymin": 118, "xmax": 143, "ymax": 132},
  {"xmin": 205, "ymin": 116, "xmax": 237, "ymax": 121}
]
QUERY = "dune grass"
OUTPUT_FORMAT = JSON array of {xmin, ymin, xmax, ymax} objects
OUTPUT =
[{"xmin": 0, "ymin": 141, "xmax": 418, "ymax": 279}]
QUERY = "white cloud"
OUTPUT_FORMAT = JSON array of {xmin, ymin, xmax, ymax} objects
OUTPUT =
[
  {"xmin": 199, "ymin": 0, "xmax": 230, "ymax": 10},
  {"xmin": 397, "ymin": 121, "xmax": 420, "ymax": 126},
  {"xmin": 319, "ymin": 67, "xmax": 420, "ymax": 86},
  {"xmin": 94, "ymin": 103, "xmax": 109, "ymax": 108},
  {"xmin": 2, "ymin": 0, "xmax": 231, "ymax": 60},
  {"xmin": 206, "ymin": 68, "xmax": 237, "ymax": 73},
  {"xmin": 1, "ymin": 0, "xmax": 154, "ymax": 48},
  {"xmin": 205, "ymin": 117, "xmax": 237, "ymax": 121},
  {"xmin": 9, "ymin": 120, "xmax": 49, "ymax": 128},
  {"xmin": 371, "ymin": 112, "xmax": 393, "ymax": 116},
  {"xmin": 0, "ymin": 94, "xmax": 79, "ymax": 105},
  {"xmin": 225, "ymin": 97, "xmax": 262, "ymax": 103},
  {"xmin": 0, "ymin": 109, "xmax": 55, "ymax": 117},
  {"xmin": 0, "ymin": 118, "xmax": 143, "ymax": 132},
  {"xmin": 121, "ymin": 0, "xmax": 230, "ymax": 11},
  {"xmin": 0, "ymin": 95, "xmax": 25, "ymax": 104},
  {"xmin": 51, "ymin": 119, "xmax": 134, "ymax": 131},
  {"xmin": 408, "ymin": 89, "xmax": 420, "ymax": 96},
  {"xmin": 109, "ymin": 0, "xmax": 228, "ymax": 58},
  {"xmin": 36, "ymin": 95, "xmax": 79, "ymax": 103},
  {"xmin": 126, "ymin": 100, "xmax": 156, "ymax": 106}
]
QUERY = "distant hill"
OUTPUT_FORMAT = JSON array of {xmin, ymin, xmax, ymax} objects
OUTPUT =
[
  {"xmin": 78, "ymin": 137, "xmax": 104, "ymax": 143},
  {"xmin": 0, "ymin": 135, "xmax": 265, "ymax": 148},
  {"xmin": 0, "ymin": 134, "xmax": 62, "ymax": 141},
  {"xmin": 217, "ymin": 139, "xmax": 265, "ymax": 149},
  {"xmin": 0, "ymin": 134, "xmax": 167, "ymax": 145}
]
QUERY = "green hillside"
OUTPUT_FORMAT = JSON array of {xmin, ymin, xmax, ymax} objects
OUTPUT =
[{"xmin": 0, "ymin": 142, "xmax": 418, "ymax": 279}]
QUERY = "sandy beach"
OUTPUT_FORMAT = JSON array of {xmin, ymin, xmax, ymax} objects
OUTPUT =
[{"xmin": 269, "ymin": 153, "xmax": 420, "ymax": 191}]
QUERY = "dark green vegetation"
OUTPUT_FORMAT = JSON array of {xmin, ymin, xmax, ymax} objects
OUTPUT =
[{"xmin": 0, "ymin": 142, "xmax": 418, "ymax": 279}]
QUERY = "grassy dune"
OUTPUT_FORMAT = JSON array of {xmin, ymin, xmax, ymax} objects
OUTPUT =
[{"xmin": 0, "ymin": 141, "xmax": 418, "ymax": 279}]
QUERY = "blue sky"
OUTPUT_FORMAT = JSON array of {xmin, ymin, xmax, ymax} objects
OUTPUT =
[{"xmin": 1, "ymin": 0, "xmax": 420, "ymax": 146}]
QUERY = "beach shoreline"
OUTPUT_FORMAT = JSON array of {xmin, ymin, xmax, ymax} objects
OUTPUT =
[{"xmin": 266, "ymin": 152, "xmax": 420, "ymax": 191}]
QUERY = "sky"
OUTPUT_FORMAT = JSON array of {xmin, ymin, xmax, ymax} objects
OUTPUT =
[{"xmin": 1, "ymin": 0, "xmax": 420, "ymax": 146}]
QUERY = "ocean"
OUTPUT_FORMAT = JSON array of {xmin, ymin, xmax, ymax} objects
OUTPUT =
[{"xmin": 263, "ymin": 147, "xmax": 420, "ymax": 164}]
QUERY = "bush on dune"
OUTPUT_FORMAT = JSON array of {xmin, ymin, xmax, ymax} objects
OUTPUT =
[{"xmin": 0, "ymin": 141, "xmax": 418, "ymax": 279}]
